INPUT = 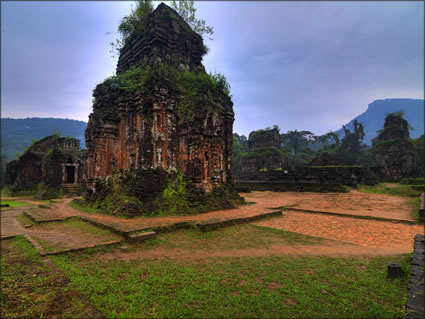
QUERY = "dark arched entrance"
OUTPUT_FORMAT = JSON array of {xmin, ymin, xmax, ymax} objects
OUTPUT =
[{"xmin": 66, "ymin": 166, "xmax": 75, "ymax": 183}]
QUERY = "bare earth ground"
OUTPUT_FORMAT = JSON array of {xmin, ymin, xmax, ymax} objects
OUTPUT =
[
  {"xmin": 1, "ymin": 208, "xmax": 31, "ymax": 238},
  {"xmin": 244, "ymin": 190, "xmax": 414, "ymax": 221},
  {"xmin": 1, "ymin": 190, "xmax": 423, "ymax": 258}
]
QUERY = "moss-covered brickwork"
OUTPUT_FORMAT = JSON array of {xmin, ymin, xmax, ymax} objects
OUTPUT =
[
  {"xmin": 374, "ymin": 112, "xmax": 415, "ymax": 181},
  {"xmin": 84, "ymin": 3, "xmax": 240, "ymax": 216},
  {"xmin": 241, "ymin": 128, "xmax": 287, "ymax": 172}
]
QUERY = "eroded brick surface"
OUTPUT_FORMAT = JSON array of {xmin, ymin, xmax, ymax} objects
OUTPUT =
[{"xmin": 85, "ymin": 4, "xmax": 234, "ymax": 193}]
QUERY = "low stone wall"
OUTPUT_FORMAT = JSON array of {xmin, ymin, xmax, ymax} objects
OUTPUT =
[
  {"xmin": 236, "ymin": 166, "xmax": 377, "ymax": 186},
  {"xmin": 235, "ymin": 166, "xmax": 377, "ymax": 192},
  {"xmin": 235, "ymin": 180, "xmax": 347, "ymax": 193},
  {"xmin": 404, "ymin": 234, "xmax": 424, "ymax": 319}
]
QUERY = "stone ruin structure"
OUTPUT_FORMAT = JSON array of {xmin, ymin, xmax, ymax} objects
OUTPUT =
[
  {"xmin": 375, "ymin": 112, "xmax": 415, "ymax": 181},
  {"xmin": 308, "ymin": 151, "xmax": 339, "ymax": 166},
  {"xmin": 84, "ymin": 3, "xmax": 238, "ymax": 215},
  {"xmin": 236, "ymin": 129, "xmax": 378, "ymax": 192},
  {"xmin": 241, "ymin": 128, "xmax": 287, "ymax": 172},
  {"xmin": 5, "ymin": 135, "xmax": 87, "ymax": 197}
]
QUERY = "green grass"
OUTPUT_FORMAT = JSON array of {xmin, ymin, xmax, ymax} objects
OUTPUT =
[
  {"xmin": 16, "ymin": 212, "xmax": 34, "ymax": 227},
  {"xmin": 31, "ymin": 235, "xmax": 57, "ymax": 252},
  {"xmin": 51, "ymin": 251, "xmax": 410, "ymax": 318},
  {"xmin": 37, "ymin": 219, "xmax": 120, "ymax": 239},
  {"xmin": 358, "ymin": 183, "xmax": 423, "ymax": 198},
  {"xmin": 0, "ymin": 236, "xmax": 100, "ymax": 318},
  {"xmin": 140, "ymin": 224, "xmax": 327, "ymax": 252},
  {"xmin": 1, "ymin": 223, "xmax": 412, "ymax": 318},
  {"xmin": 68, "ymin": 200, "xmax": 103, "ymax": 214},
  {"xmin": 0, "ymin": 199, "xmax": 33, "ymax": 209},
  {"xmin": 408, "ymin": 197, "xmax": 422, "ymax": 222},
  {"xmin": 399, "ymin": 178, "xmax": 425, "ymax": 185}
]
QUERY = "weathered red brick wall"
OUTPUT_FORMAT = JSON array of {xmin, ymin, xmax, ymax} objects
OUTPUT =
[{"xmin": 85, "ymin": 92, "xmax": 233, "ymax": 192}]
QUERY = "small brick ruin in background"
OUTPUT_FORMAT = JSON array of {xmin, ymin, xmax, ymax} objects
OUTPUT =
[
  {"xmin": 375, "ymin": 113, "xmax": 416, "ymax": 182},
  {"xmin": 241, "ymin": 128, "xmax": 287, "ymax": 173},
  {"xmin": 5, "ymin": 135, "xmax": 87, "ymax": 197}
]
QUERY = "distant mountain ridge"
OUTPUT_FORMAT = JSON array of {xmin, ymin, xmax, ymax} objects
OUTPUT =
[
  {"xmin": 1, "ymin": 118, "xmax": 87, "ymax": 163},
  {"xmin": 335, "ymin": 99, "xmax": 424, "ymax": 145}
]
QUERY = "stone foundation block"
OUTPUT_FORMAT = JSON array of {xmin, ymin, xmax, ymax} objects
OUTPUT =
[{"xmin": 128, "ymin": 231, "xmax": 156, "ymax": 242}]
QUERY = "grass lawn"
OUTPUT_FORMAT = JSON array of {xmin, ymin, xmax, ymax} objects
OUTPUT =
[
  {"xmin": 358, "ymin": 183, "xmax": 423, "ymax": 198},
  {"xmin": 1, "ymin": 225, "xmax": 411, "ymax": 318},
  {"xmin": 0, "ymin": 236, "xmax": 101, "ymax": 318},
  {"xmin": 0, "ymin": 200, "xmax": 33, "ymax": 209},
  {"xmin": 140, "ymin": 224, "xmax": 328, "ymax": 251},
  {"xmin": 68, "ymin": 199, "xmax": 103, "ymax": 214},
  {"xmin": 51, "ymin": 251, "xmax": 409, "ymax": 318}
]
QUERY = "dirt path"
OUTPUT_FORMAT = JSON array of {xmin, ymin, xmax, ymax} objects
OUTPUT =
[
  {"xmin": 243, "ymin": 190, "xmax": 414, "ymax": 221},
  {"xmin": 47, "ymin": 198, "xmax": 278, "ymax": 232},
  {"xmin": 1, "ymin": 209, "xmax": 30, "ymax": 239},
  {"xmin": 2, "ymin": 190, "xmax": 421, "ymax": 258}
]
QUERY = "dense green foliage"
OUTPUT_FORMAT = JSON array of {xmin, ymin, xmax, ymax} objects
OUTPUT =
[
  {"xmin": 232, "ymin": 134, "xmax": 249, "ymax": 175},
  {"xmin": 96, "ymin": 63, "xmax": 231, "ymax": 121},
  {"xmin": 249, "ymin": 125, "xmax": 280, "ymax": 142},
  {"xmin": 399, "ymin": 177, "xmax": 425, "ymax": 185},
  {"xmin": 110, "ymin": 0, "xmax": 153, "ymax": 57},
  {"xmin": 280, "ymin": 130, "xmax": 315, "ymax": 156},
  {"xmin": 233, "ymin": 113, "xmax": 424, "ymax": 176},
  {"xmin": 412, "ymin": 135, "xmax": 424, "ymax": 177},
  {"xmin": 110, "ymin": 0, "xmax": 214, "ymax": 56},
  {"xmin": 170, "ymin": 0, "xmax": 214, "ymax": 39},
  {"xmin": 83, "ymin": 169, "xmax": 243, "ymax": 218}
]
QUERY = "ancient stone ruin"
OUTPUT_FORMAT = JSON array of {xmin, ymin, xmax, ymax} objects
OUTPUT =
[
  {"xmin": 375, "ymin": 112, "xmax": 415, "ymax": 181},
  {"xmin": 84, "ymin": 3, "xmax": 239, "ymax": 216},
  {"xmin": 236, "ymin": 127, "xmax": 378, "ymax": 192},
  {"xmin": 308, "ymin": 151, "xmax": 339, "ymax": 166},
  {"xmin": 241, "ymin": 128, "xmax": 287, "ymax": 172},
  {"xmin": 5, "ymin": 135, "xmax": 87, "ymax": 198}
]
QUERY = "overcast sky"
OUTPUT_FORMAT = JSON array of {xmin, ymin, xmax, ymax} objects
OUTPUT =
[{"xmin": 2, "ymin": 1, "xmax": 424, "ymax": 136}]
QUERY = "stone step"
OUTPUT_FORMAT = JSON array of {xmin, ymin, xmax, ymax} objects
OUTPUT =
[{"xmin": 62, "ymin": 184, "xmax": 79, "ymax": 194}]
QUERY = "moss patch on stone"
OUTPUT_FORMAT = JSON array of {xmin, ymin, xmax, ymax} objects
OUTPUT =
[
  {"xmin": 93, "ymin": 62, "xmax": 231, "ymax": 122},
  {"xmin": 83, "ymin": 169, "xmax": 243, "ymax": 218}
]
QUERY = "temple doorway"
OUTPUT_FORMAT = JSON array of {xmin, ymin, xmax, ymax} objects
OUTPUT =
[{"xmin": 66, "ymin": 166, "xmax": 75, "ymax": 183}]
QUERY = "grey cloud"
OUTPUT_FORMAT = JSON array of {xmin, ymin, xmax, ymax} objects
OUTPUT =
[{"xmin": 2, "ymin": 1, "xmax": 423, "ymax": 138}]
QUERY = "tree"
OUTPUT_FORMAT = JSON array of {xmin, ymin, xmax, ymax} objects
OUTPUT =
[
  {"xmin": 280, "ymin": 130, "xmax": 315, "ymax": 156},
  {"xmin": 118, "ymin": 0, "xmax": 153, "ymax": 41},
  {"xmin": 111, "ymin": 0, "xmax": 214, "ymax": 57},
  {"xmin": 110, "ymin": 0, "xmax": 154, "ymax": 58},
  {"xmin": 334, "ymin": 120, "xmax": 368, "ymax": 165},
  {"xmin": 315, "ymin": 131, "xmax": 340, "ymax": 148},
  {"xmin": 170, "ymin": 0, "xmax": 214, "ymax": 39}
]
